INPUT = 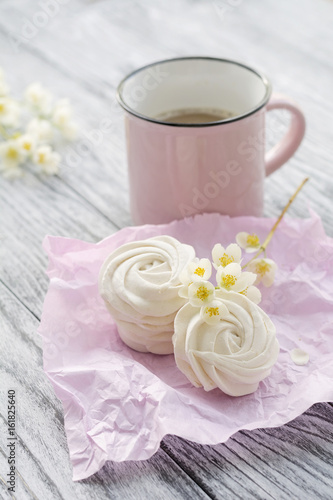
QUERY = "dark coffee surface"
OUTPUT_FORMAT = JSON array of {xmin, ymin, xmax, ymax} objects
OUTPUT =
[{"xmin": 156, "ymin": 108, "xmax": 235, "ymax": 124}]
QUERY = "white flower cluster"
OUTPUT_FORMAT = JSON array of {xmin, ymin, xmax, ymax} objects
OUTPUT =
[
  {"xmin": 178, "ymin": 235, "xmax": 277, "ymax": 326},
  {"xmin": 0, "ymin": 68, "xmax": 77, "ymax": 180}
]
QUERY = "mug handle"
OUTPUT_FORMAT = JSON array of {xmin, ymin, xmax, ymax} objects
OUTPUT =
[{"xmin": 265, "ymin": 95, "xmax": 306, "ymax": 176}]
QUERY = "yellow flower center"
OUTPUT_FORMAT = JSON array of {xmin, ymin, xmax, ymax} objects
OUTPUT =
[
  {"xmin": 38, "ymin": 152, "xmax": 46, "ymax": 164},
  {"xmin": 239, "ymin": 287, "xmax": 248, "ymax": 296},
  {"xmin": 23, "ymin": 142, "xmax": 31, "ymax": 151},
  {"xmin": 206, "ymin": 306, "xmax": 219, "ymax": 318},
  {"xmin": 222, "ymin": 274, "xmax": 236, "ymax": 289},
  {"xmin": 194, "ymin": 267, "xmax": 205, "ymax": 278},
  {"xmin": 6, "ymin": 148, "xmax": 19, "ymax": 160},
  {"xmin": 219, "ymin": 253, "xmax": 234, "ymax": 267},
  {"xmin": 195, "ymin": 286, "xmax": 210, "ymax": 301},
  {"xmin": 0, "ymin": 103, "xmax": 5, "ymax": 113},
  {"xmin": 246, "ymin": 233, "xmax": 260, "ymax": 247},
  {"xmin": 256, "ymin": 260, "xmax": 271, "ymax": 276}
]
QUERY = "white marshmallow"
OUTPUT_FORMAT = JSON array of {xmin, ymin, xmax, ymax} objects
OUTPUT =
[
  {"xmin": 99, "ymin": 235, "xmax": 196, "ymax": 354},
  {"xmin": 173, "ymin": 289, "xmax": 280, "ymax": 396}
]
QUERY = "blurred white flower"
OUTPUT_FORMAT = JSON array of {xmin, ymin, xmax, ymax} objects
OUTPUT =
[
  {"xmin": 52, "ymin": 99, "xmax": 78, "ymax": 140},
  {"xmin": 212, "ymin": 243, "xmax": 242, "ymax": 269},
  {"xmin": 32, "ymin": 145, "xmax": 60, "ymax": 175},
  {"xmin": 0, "ymin": 74, "xmax": 77, "ymax": 179},
  {"xmin": 27, "ymin": 118, "xmax": 53, "ymax": 143},
  {"xmin": 200, "ymin": 299, "xmax": 228, "ymax": 325},
  {"xmin": 25, "ymin": 82, "xmax": 53, "ymax": 115},
  {"xmin": 188, "ymin": 280, "xmax": 215, "ymax": 307},
  {"xmin": 236, "ymin": 232, "xmax": 261, "ymax": 253},
  {"xmin": 0, "ymin": 97, "xmax": 20, "ymax": 128},
  {"xmin": 216, "ymin": 263, "xmax": 257, "ymax": 292},
  {"xmin": 17, "ymin": 134, "xmax": 36, "ymax": 157},
  {"xmin": 0, "ymin": 139, "xmax": 25, "ymax": 179},
  {"xmin": 247, "ymin": 258, "xmax": 277, "ymax": 287}
]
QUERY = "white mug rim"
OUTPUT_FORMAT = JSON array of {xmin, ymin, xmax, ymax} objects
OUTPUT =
[{"xmin": 116, "ymin": 56, "xmax": 272, "ymax": 127}]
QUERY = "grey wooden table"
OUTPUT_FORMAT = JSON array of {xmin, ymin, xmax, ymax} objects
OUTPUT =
[{"xmin": 1, "ymin": 0, "xmax": 333, "ymax": 499}]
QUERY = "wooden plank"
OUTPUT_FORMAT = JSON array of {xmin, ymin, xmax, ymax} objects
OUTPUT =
[
  {"xmin": 0, "ymin": 170, "xmax": 119, "ymax": 317},
  {"xmin": 162, "ymin": 403, "xmax": 333, "ymax": 499},
  {"xmin": 0, "ymin": 283, "xmax": 211, "ymax": 500}
]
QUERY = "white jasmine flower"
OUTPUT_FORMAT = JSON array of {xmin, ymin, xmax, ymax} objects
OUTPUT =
[
  {"xmin": 200, "ymin": 299, "xmax": 228, "ymax": 325},
  {"xmin": 187, "ymin": 258, "xmax": 212, "ymax": 281},
  {"xmin": 212, "ymin": 243, "xmax": 242, "ymax": 270},
  {"xmin": 25, "ymin": 82, "xmax": 53, "ymax": 115},
  {"xmin": 0, "ymin": 140, "xmax": 25, "ymax": 178},
  {"xmin": 236, "ymin": 231, "xmax": 261, "ymax": 253},
  {"xmin": 17, "ymin": 134, "xmax": 36, "ymax": 157},
  {"xmin": 33, "ymin": 145, "xmax": 60, "ymax": 175},
  {"xmin": 188, "ymin": 280, "xmax": 215, "ymax": 307},
  {"xmin": 27, "ymin": 118, "xmax": 53, "ymax": 143},
  {"xmin": 216, "ymin": 262, "xmax": 256, "ymax": 292},
  {"xmin": 0, "ymin": 97, "xmax": 20, "ymax": 128},
  {"xmin": 0, "ymin": 139, "xmax": 24, "ymax": 168},
  {"xmin": 247, "ymin": 258, "xmax": 277, "ymax": 287},
  {"xmin": 52, "ymin": 99, "xmax": 78, "ymax": 140},
  {"xmin": 179, "ymin": 258, "xmax": 212, "ymax": 299},
  {"xmin": 239, "ymin": 285, "xmax": 262, "ymax": 304}
]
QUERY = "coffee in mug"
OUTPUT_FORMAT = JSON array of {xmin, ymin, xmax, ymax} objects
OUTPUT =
[{"xmin": 156, "ymin": 108, "xmax": 236, "ymax": 124}]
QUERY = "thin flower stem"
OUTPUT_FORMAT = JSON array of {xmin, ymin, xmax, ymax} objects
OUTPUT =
[{"xmin": 242, "ymin": 177, "xmax": 309, "ymax": 269}]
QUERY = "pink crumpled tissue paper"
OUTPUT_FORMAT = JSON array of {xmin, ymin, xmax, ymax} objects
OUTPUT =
[{"xmin": 39, "ymin": 211, "xmax": 333, "ymax": 481}]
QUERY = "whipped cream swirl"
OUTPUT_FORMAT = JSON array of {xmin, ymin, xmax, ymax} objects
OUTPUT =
[
  {"xmin": 173, "ymin": 289, "xmax": 279, "ymax": 396},
  {"xmin": 99, "ymin": 235, "xmax": 195, "ymax": 354}
]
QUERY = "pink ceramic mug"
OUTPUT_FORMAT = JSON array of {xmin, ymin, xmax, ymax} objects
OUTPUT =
[{"xmin": 117, "ymin": 57, "xmax": 305, "ymax": 225}]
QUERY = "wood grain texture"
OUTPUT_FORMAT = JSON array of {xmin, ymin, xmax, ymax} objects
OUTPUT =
[
  {"xmin": 0, "ymin": 169, "xmax": 118, "ymax": 317},
  {"xmin": 0, "ymin": 0, "xmax": 333, "ymax": 499},
  {"xmin": 162, "ymin": 404, "xmax": 333, "ymax": 500}
]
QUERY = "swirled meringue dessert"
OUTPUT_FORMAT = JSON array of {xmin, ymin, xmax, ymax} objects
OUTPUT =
[
  {"xmin": 99, "ymin": 235, "xmax": 195, "ymax": 354},
  {"xmin": 173, "ymin": 289, "xmax": 279, "ymax": 396}
]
